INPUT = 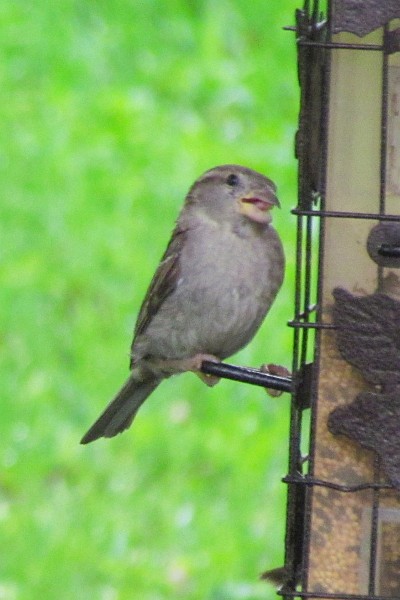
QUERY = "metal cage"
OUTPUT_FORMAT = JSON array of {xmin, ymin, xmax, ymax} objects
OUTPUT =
[{"xmin": 281, "ymin": 1, "xmax": 400, "ymax": 598}]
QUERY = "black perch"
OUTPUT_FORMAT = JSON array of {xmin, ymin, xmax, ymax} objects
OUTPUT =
[{"xmin": 200, "ymin": 360, "xmax": 293, "ymax": 393}]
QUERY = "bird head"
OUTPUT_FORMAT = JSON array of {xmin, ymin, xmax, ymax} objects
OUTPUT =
[{"xmin": 185, "ymin": 164, "xmax": 280, "ymax": 226}]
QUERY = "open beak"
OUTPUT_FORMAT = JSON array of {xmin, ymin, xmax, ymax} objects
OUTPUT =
[{"xmin": 239, "ymin": 188, "xmax": 280, "ymax": 224}]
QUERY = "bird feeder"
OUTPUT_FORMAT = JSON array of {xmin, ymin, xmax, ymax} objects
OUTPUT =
[{"xmin": 278, "ymin": 1, "xmax": 400, "ymax": 598}]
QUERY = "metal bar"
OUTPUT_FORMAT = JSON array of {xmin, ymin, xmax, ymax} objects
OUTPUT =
[
  {"xmin": 298, "ymin": 39, "xmax": 383, "ymax": 51},
  {"xmin": 288, "ymin": 320, "xmax": 336, "ymax": 330},
  {"xmin": 300, "ymin": 214, "xmax": 314, "ymax": 365},
  {"xmin": 378, "ymin": 24, "xmax": 389, "ymax": 291},
  {"xmin": 367, "ymin": 24, "xmax": 389, "ymax": 593},
  {"xmin": 200, "ymin": 360, "xmax": 293, "ymax": 392},
  {"xmin": 282, "ymin": 474, "xmax": 393, "ymax": 493},
  {"xmin": 278, "ymin": 589, "xmax": 399, "ymax": 600},
  {"xmin": 368, "ymin": 456, "xmax": 381, "ymax": 595},
  {"xmin": 283, "ymin": 208, "xmax": 306, "ymax": 590},
  {"xmin": 292, "ymin": 208, "xmax": 400, "ymax": 221},
  {"xmin": 380, "ymin": 25, "xmax": 389, "ymax": 215}
]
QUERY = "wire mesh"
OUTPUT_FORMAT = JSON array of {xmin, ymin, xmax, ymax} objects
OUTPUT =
[{"xmin": 281, "ymin": 1, "xmax": 400, "ymax": 599}]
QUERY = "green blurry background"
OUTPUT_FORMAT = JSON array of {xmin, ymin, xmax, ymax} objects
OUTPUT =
[{"xmin": 1, "ymin": 1, "xmax": 299, "ymax": 598}]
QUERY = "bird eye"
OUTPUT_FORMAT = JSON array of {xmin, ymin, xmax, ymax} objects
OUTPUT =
[{"xmin": 226, "ymin": 173, "xmax": 240, "ymax": 186}]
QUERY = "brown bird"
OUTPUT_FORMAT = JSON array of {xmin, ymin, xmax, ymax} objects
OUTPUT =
[{"xmin": 81, "ymin": 165, "xmax": 285, "ymax": 444}]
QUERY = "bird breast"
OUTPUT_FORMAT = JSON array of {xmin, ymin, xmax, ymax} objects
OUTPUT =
[{"xmin": 136, "ymin": 222, "xmax": 284, "ymax": 361}]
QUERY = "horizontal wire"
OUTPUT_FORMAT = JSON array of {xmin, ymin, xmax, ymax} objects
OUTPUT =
[
  {"xmin": 288, "ymin": 320, "xmax": 335, "ymax": 330},
  {"xmin": 278, "ymin": 589, "xmax": 399, "ymax": 600},
  {"xmin": 282, "ymin": 474, "xmax": 393, "ymax": 493},
  {"xmin": 298, "ymin": 39, "xmax": 383, "ymax": 51},
  {"xmin": 292, "ymin": 208, "xmax": 400, "ymax": 221}
]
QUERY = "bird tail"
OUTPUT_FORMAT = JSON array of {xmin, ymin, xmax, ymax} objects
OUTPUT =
[{"xmin": 80, "ymin": 375, "xmax": 160, "ymax": 444}]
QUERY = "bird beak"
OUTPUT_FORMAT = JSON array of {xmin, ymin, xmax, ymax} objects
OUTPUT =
[{"xmin": 239, "ymin": 188, "xmax": 280, "ymax": 224}]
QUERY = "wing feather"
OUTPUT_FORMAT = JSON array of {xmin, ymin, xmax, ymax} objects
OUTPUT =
[{"xmin": 130, "ymin": 225, "xmax": 187, "ymax": 362}]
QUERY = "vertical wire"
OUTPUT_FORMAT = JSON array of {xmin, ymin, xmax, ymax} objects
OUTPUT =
[
  {"xmin": 292, "ymin": 217, "xmax": 304, "ymax": 378},
  {"xmin": 283, "ymin": 203, "xmax": 304, "ymax": 600},
  {"xmin": 368, "ymin": 457, "xmax": 381, "ymax": 596},
  {"xmin": 306, "ymin": 0, "xmax": 332, "ymax": 482},
  {"xmin": 378, "ymin": 24, "xmax": 389, "ymax": 289},
  {"xmin": 283, "ymin": 0, "xmax": 309, "ymax": 590},
  {"xmin": 302, "ymin": 0, "xmax": 332, "ymax": 594},
  {"xmin": 367, "ymin": 23, "xmax": 389, "ymax": 596},
  {"xmin": 299, "ymin": 214, "xmax": 313, "ymax": 368},
  {"xmin": 379, "ymin": 26, "xmax": 389, "ymax": 217}
]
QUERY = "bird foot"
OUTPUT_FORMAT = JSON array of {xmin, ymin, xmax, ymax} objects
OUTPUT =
[
  {"xmin": 191, "ymin": 353, "xmax": 221, "ymax": 387},
  {"xmin": 260, "ymin": 363, "xmax": 291, "ymax": 397}
]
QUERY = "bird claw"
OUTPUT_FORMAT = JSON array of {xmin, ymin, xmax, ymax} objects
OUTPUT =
[
  {"xmin": 196, "ymin": 372, "xmax": 220, "ymax": 387},
  {"xmin": 260, "ymin": 363, "xmax": 291, "ymax": 397},
  {"xmin": 192, "ymin": 353, "xmax": 221, "ymax": 387}
]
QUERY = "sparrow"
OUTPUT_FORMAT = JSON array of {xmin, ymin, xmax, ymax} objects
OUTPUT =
[{"xmin": 81, "ymin": 164, "xmax": 285, "ymax": 444}]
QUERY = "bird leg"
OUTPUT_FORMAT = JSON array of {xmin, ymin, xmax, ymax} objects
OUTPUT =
[
  {"xmin": 260, "ymin": 363, "xmax": 291, "ymax": 397},
  {"xmin": 190, "ymin": 353, "xmax": 221, "ymax": 387},
  {"xmin": 150, "ymin": 354, "xmax": 221, "ymax": 386}
]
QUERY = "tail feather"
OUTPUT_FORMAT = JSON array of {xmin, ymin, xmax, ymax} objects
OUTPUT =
[{"xmin": 81, "ymin": 376, "xmax": 160, "ymax": 444}]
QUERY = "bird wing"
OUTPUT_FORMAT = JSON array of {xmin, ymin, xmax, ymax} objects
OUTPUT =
[{"xmin": 131, "ymin": 224, "xmax": 187, "ymax": 352}]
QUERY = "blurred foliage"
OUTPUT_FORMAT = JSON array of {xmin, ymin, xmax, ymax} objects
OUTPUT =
[{"xmin": 0, "ymin": 1, "xmax": 299, "ymax": 598}]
